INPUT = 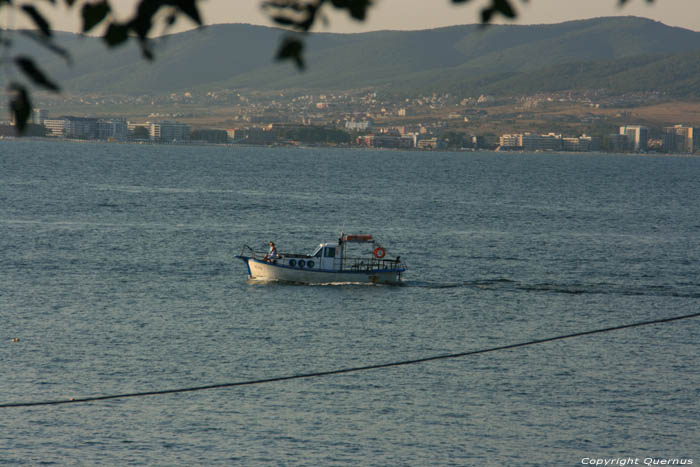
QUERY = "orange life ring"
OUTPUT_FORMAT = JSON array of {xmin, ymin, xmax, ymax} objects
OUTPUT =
[{"xmin": 373, "ymin": 247, "xmax": 386, "ymax": 259}]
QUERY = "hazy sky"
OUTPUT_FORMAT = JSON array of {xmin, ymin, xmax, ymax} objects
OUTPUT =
[{"xmin": 8, "ymin": 0, "xmax": 700, "ymax": 34}]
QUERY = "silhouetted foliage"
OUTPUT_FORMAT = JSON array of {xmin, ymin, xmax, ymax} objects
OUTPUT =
[
  {"xmin": 8, "ymin": 84, "xmax": 31, "ymax": 133},
  {"xmin": 2, "ymin": 0, "xmax": 202, "ymax": 131}
]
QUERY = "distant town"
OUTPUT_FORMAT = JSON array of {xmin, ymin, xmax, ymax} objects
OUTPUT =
[{"xmin": 1, "ymin": 90, "xmax": 698, "ymax": 154}]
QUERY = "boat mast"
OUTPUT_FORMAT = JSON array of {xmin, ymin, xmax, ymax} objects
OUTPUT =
[{"xmin": 340, "ymin": 231, "xmax": 345, "ymax": 271}]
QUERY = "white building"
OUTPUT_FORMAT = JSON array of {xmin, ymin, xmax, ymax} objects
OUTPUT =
[
  {"xmin": 43, "ymin": 117, "xmax": 128, "ymax": 140},
  {"xmin": 97, "ymin": 118, "xmax": 128, "ymax": 141},
  {"xmin": 562, "ymin": 134, "xmax": 601, "ymax": 152},
  {"xmin": 32, "ymin": 108, "xmax": 48, "ymax": 125},
  {"xmin": 345, "ymin": 120, "xmax": 372, "ymax": 131},
  {"xmin": 619, "ymin": 125, "xmax": 648, "ymax": 152},
  {"xmin": 663, "ymin": 125, "xmax": 696, "ymax": 153},
  {"xmin": 500, "ymin": 132, "xmax": 564, "ymax": 151},
  {"xmin": 148, "ymin": 120, "xmax": 191, "ymax": 142},
  {"xmin": 499, "ymin": 134, "xmax": 522, "ymax": 149},
  {"xmin": 43, "ymin": 119, "xmax": 66, "ymax": 137},
  {"xmin": 522, "ymin": 133, "xmax": 562, "ymax": 151},
  {"xmin": 43, "ymin": 117, "xmax": 96, "ymax": 138}
]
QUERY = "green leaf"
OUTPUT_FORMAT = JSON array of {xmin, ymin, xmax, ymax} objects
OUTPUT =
[
  {"xmin": 9, "ymin": 83, "xmax": 31, "ymax": 134},
  {"xmin": 329, "ymin": 0, "xmax": 372, "ymax": 21},
  {"xmin": 137, "ymin": 38, "xmax": 154, "ymax": 60},
  {"xmin": 493, "ymin": 0, "xmax": 516, "ymax": 18},
  {"xmin": 103, "ymin": 22, "xmax": 129, "ymax": 46},
  {"xmin": 263, "ymin": 1, "xmax": 318, "ymax": 31},
  {"xmin": 130, "ymin": 0, "xmax": 157, "ymax": 39},
  {"xmin": 15, "ymin": 56, "xmax": 60, "ymax": 91},
  {"xmin": 262, "ymin": 1, "xmax": 305, "ymax": 13},
  {"xmin": 481, "ymin": 0, "xmax": 515, "ymax": 23},
  {"xmin": 19, "ymin": 30, "xmax": 72, "ymax": 63},
  {"xmin": 82, "ymin": 1, "xmax": 111, "ymax": 33},
  {"xmin": 270, "ymin": 16, "xmax": 297, "ymax": 27},
  {"xmin": 276, "ymin": 36, "xmax": 305, "ymax": 70},
  {"xmin": 172, "ymin": 0, "xmax": 201, "ymax": 25},
  {"xmin": 20, "ymin": 5, "xmax": 52, "ymax": 37}
]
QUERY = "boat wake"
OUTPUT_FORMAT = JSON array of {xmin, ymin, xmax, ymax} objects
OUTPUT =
[
  {"xmin": 402, "ymin": 281, "xmax": 464, "ymax": 289},
  {"xmin": 404, "ymin": 279, "xmax": 700, "ymax": 298},
  {"xmin": 247, "ymin": 278, "xmax": 394, "ymax": 287},
  {"xmin": 248, "ymin": 277, "xmax": 700, "ymax": 297}
]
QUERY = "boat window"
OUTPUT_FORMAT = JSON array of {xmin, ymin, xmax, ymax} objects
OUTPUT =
[
  {"xmin": 311, "ymin": 246, "xmax": 323, "ymax": 257},
  {"xmin": 324, "ymin": 247, "xmax": 336, "ymax": 258}
]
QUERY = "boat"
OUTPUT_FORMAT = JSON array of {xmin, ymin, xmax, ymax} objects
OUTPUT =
[{"xmin": 235, "ymin": 233, "xmax": 407, "ymax": 284}]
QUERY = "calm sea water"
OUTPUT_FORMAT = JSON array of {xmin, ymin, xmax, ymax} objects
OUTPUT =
[{"xmin": 1, "ymin": 139, "xmax": 698, "ymax": 466}]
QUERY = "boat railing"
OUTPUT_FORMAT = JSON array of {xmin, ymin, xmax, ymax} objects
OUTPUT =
[
  {"xmin": 239, "ymin": 245, "xmax": 310, "ymax": 261},
  {"xmin": 280, "ymin": 253, "xmax": 313, "ymax": 259},
  {"xmin": 344, "ymin": 256, "xmax": 406, "ymax": 272},
  {"xmin": 239, "ymin": 245, "xmax": 262, "ymax": 259}
]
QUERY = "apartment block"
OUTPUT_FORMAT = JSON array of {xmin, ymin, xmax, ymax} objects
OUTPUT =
[
  {"xmin": 619, "ymin": 125, "xmax": 648, "ymax": 152},
  {"xmin": 148, "ymin": 120, "xmax": 191, "ymax": 142},
  {"xmin": 32, "ymin": 108, "xmax": 48, "ymax": 125},
  {"xmin": 663, "ymin": 125, "xmax": 696, "ymax": 153}
]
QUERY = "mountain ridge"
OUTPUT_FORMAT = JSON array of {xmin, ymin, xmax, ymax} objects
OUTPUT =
[{"xmin": 11, "ymin": 16, "xmax": 700, "ymax": 97}]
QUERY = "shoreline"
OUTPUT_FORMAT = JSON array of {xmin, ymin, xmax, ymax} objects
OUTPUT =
[{"xmin": 2, "ymin": 135, "xmax": 699, "ymax": 158}]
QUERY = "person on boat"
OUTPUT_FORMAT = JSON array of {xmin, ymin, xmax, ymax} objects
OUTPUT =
[{"xmin": 263, "ymin": 241, "xmax": 279, "ymax": 262}]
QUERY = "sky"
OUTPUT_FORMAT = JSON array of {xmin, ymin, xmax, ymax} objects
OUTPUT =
[{"xmin": 5, "ymin": 0, "xmax": 700, "ymax": 34}]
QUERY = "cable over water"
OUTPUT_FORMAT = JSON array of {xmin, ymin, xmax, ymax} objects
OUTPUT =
[{"xmin": 2, "ymin": 311, "xmax": 698, "ymax": 409}]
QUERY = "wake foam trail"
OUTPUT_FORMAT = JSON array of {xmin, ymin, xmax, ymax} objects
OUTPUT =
[
  {"xmin": 514, "ymin": 282, "xmax": 700, "ymax": 298},
  {"xmin": 405, "ymin": 279, "xmax": 700, "ymax": 298},
  {"xmin": 401, "ymin": 281, "xmax": 465, "ymax": 289}
]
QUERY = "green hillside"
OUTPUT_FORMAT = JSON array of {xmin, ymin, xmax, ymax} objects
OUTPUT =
[{"xmin": 9, "ymin": 16, "xmax": 700, "ymax": 96}]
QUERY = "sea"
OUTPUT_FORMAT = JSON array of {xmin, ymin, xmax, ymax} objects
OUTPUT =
[{"xmin": 1, "ymin": 139, "xmax": 698, "ymax": 466}]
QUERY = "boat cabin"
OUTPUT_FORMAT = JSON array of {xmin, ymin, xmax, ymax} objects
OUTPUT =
[{"xmin": 311, "ymin": 242, "xmax": 342, "ymax": 271}]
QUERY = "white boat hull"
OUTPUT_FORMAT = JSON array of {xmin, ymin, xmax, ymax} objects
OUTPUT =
[{"xmin": 237, "ymin": 257, "xmax": 404, "ymax": 284}]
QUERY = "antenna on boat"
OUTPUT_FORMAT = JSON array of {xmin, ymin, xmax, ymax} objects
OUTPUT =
[{"xmin": 338, "ymin": 224, "xmax": 345, "ymax": 269}]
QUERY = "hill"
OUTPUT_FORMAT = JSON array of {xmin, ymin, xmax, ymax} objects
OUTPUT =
[{"xmin": 10, "ymin": 16, "xmax": 700, "ymax": 97}]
